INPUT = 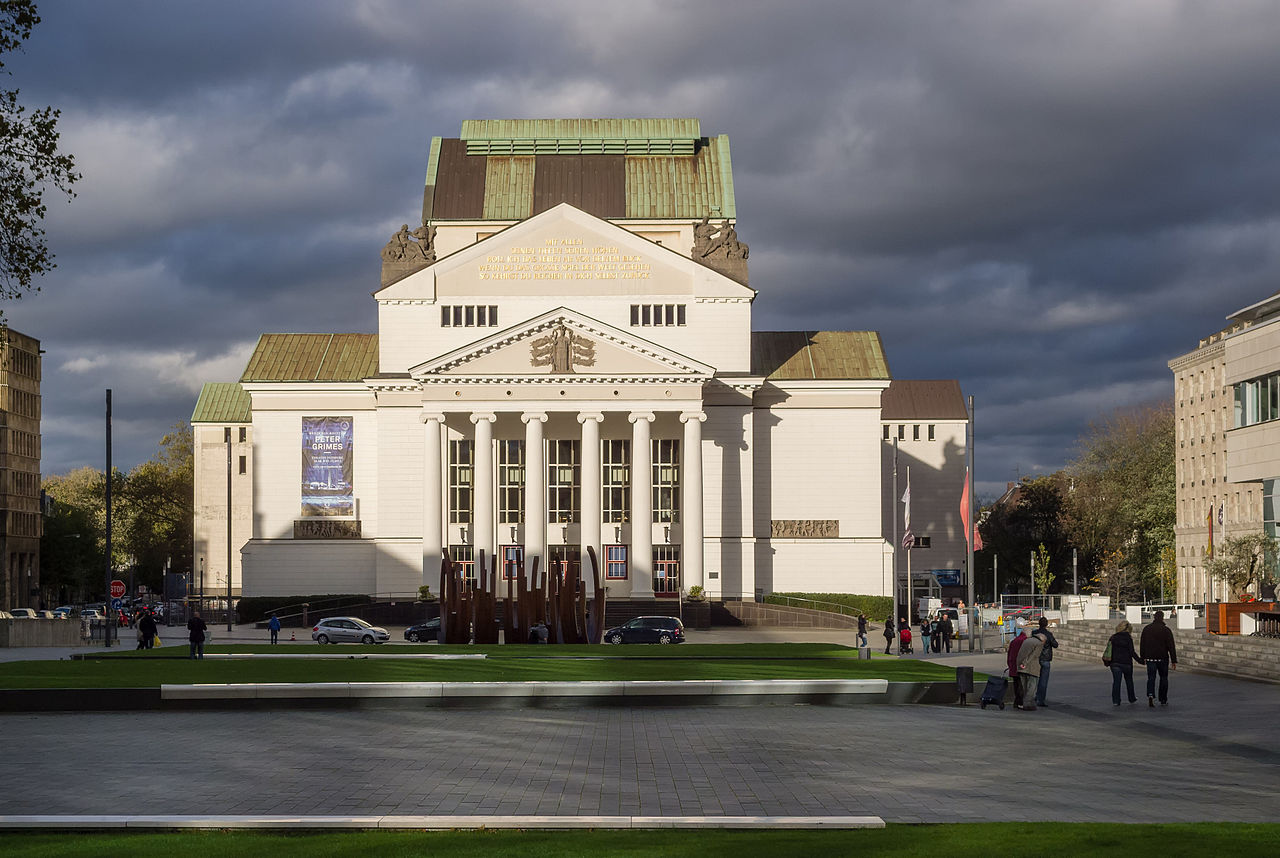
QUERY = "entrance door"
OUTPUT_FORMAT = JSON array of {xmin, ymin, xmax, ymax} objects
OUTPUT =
[{"xmin": 653, "ymin": 545, "xmax": 681, "ymax": 597}]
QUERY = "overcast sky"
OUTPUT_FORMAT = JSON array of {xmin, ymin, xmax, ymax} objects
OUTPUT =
[{"xmin": 9, "ymin": 0, "xmax": 1280, "ymax": 497}]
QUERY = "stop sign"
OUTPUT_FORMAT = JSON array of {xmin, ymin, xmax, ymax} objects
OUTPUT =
[{"xmin": 110, "ymin": 579, "xmax": 126, "ymax": 599}]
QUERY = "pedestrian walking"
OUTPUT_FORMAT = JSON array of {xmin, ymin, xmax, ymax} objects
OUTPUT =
[
  {"xmin": 937, "ymin": 612, "xmax": 954, "ymax": 654},
  {"xmin": 856, "ymin": 613, "xmax": 868, "ymax": 648},
  {"xmin": 1006, "ymin": 619, "xmax": 1028, "ymax": 708},
  {"xmin": 919, "ymin": 615, "xmax": 932, "ymax": 654},
  {"xmin": 268, "ymin": 612, "xmax": 281, "ymax": 645},
  {"xmin": 1140, "ymin": 609, "xmax": 1178, "ymax": 707},
  {"xmin": 187, "ymin": 611, "xmax": 208, "ymax": 660},
  {"xmin": 1015, "ymin": 625, "xmax": 1045, "ymax": 710},
  {"xmin": 883, "ymin": 616, "xmax": 895, "ymax": 655},
  {"xmin": 1106, "ymin": 620, "xmax": 1144, "ymax": 706},
  {"xmin": 1033, "ymin": 617, "xmax": 1058, "ymax": 707},
  {"xmin": 138, "ymin": 610, "xmax": 158, "ymax": 651}
]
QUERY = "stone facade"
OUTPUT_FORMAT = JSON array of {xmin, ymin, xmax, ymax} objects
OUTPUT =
[{"xmin": 0, "ymin": 329, "xmax": 41, "ymax": 611}]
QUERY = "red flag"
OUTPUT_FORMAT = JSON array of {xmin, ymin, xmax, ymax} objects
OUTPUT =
[{"xmin": 961, "ymin": 468, "xmax": 984, "ymax": 551}]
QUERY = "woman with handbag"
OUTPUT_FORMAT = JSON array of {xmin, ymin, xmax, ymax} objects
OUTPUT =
[{"xmin": 1106, "ymin": 620, "xmax": 1145, "ymax": 706}]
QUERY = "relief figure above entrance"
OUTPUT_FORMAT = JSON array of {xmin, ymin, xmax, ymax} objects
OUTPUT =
[{"xmin": 531, "ymin": 323, "xmax": 596, "ymax": 373}]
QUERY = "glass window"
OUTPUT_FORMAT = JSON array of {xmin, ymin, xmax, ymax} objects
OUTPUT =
[
  {"xmin": 501, "ymin": 544, "xmax": 523, "ymax": 580},
  {"xmin": 652, "ymin": 438, "xmax": 680, "ymax": 523},
  {"xmin": 441, "ymin": 306, "xmax": 451, "ymax": 326},
  {"xmin": 654, "ymin": 545, "xmax": 681, "ymax": 595},
  {"xmin": 677, "ymin": 305, "xmax": 686, "ymax": 325},
  {"xmin": 630, "ymin": 304, "xmax": 640, "ymax": 325},
  {"xmin": 238, "ymin": 427, "xmax": 247, "ymax": 443},
  {"xmin": 927, "ymin": 424, "xmax": 935, "ymax": 441},
  {"xmin": 449, "ymin": 440, "xmax": 473, "ymax": 524},
  {"xmin": 238, "ymin": 455, "xmax": 246, "ymax": 475},
  {"xmin": 489, "ymin": 305, "xmax": 498, "ymax": 326},
  {"xmin": 897, "ymin": 424, "xmax": 905, "ymax": 441},
  {"xmin": 452, "ymin": 306, "xmax": 463, "ymax": 327},
  {"xmin": 448, "ymin": 544, "xmax": 476, "ymax": 587},
  {"xmin": 642, "ymin": 304, "xmax": 651, "ymax": 325},
  {"xmin": 913, "ymin": 424, "xmax": 920, "ymax": 441},
  {"xmin": 882, "ymin": 424, "xmax": 890, "ymax": 441},
  {"xmin": 603, "ymin": 440, "xmax": 631, "ymax": 523},
  {"xmin": 605, "ymin": 544, "xmax": 628, "ymax": 580},
  {"xmin": 476, "ymin": 305, "xmax": 487, "ymax": 326},
  {"xmin": 664, "ymin": 304, "xmax": 675, "ymax": 325},
  {"xmin": 498, "ymin": 440, "xmax": 524, "ymax": 524},
  {"xmin": 465, "ymin": 306, "xmax": 475, "ymax": 327},
  {"xmin": 547, "ymin": 440, "xmax": 580, "ymax": 523}
]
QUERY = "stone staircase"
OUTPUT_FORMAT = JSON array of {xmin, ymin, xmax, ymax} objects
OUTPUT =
[{"xmin": 1052, "ymin": 619, "xmax": 1280, "ymax": 684}]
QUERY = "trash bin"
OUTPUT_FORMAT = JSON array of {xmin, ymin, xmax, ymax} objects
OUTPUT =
[
  {"xmin": 955, "ymin": 665, "xmax": 975, "ymax": 695},
  {"xmin": 858, "ymin": 646, "xmax": 872, "ymax": 660}
]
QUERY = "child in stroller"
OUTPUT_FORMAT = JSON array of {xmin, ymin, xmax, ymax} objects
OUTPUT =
[{"xmin": 898, "ymin": 625, "xmax": 914, "ymax": 654}]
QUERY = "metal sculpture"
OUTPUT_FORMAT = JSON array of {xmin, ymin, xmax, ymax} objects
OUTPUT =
[{"xmin": 437, "ymin": 545, "xmax": 605, "ymax": 644}]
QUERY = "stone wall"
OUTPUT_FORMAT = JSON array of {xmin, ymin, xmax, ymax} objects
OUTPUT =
[
  {"xmin": 0, "ymin": 619, "xmax": 83, "ymax": 647},
  {"xmin": 1052, "ymin": 619, "xmax": 1280, "ymax": 684},
  {"xmin": 720, "ymin": 600, "xmax": 858, "ymax": 629}
]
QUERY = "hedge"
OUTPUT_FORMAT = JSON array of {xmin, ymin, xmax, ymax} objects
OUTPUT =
[
  {"xmin": 235, "ymin": 594, "xmax": 373, "ymax": 624},
  {"xmin": 765, "ymin": 592, "xmax": 893, "ymax": 620}
]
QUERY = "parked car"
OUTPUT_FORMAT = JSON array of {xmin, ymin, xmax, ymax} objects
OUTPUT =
[
  {"xmin": 603, "ymin": 616, "xmax": 685, "ymax": 645},
  {"xmin": 80, "ymin": 609, "xmax": 105, "ymax": 620},
  {"xmin": 9, "ymin": 608, "xmax": 38, "ymax": 619},
  {"xmin": 52, "ymin": 606, "xmax": 73, "ymax": 619},
  {"xmin": 0, "ymin": 610, "xmax": 13, "ymax": 619},
  {"xmin": 404, "ymin": 618, "xmax": 441, "ymax": 643},
  {"xmin": 32, "ymin": 610, "xmax": 56, "ymax": 619},
  {"xmin": 311, "ymin": 616, "xmax": 390, "ymax": 645}
]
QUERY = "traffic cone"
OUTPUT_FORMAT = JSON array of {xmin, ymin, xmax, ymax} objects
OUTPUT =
[{"xmin": 290, "ymin": 631, "xmax": 296, "ymax": 641}]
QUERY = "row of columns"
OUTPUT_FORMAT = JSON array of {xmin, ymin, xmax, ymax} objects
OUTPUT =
[{"xmin": 420, "ymin": 409, "xmax": 705, "ymax": 597}]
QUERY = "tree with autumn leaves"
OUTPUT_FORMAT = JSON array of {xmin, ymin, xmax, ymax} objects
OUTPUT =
[
  {"xmin": 977, "ymin": 403, "xmax": 1175, "ymax": 601},
  {"xmin": 40, "ymin": 424, "xmax": 192, "ymax": 604}
]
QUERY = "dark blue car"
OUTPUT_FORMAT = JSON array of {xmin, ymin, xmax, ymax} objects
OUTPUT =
[{"xmin": 603, "ymin": 616, "xmax": 685, "ymax": 645}]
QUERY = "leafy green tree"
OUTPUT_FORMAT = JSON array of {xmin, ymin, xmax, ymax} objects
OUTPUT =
[
  {"xmin": 1064, "ymin": 403, "xmax": 1175, "ymax": 596},
  {"xmin": 40, "ymin": 467, "xmax": 109, "ymax": 603},
  {"xmin": 1206, "ymin": 532, "xmax": 1278, "ymax": 598},
  {"xmin": 1033, "ymin": 542, "xmax": 1056, "ymax": 594},
  {"xmin": 977, "ymin": 475, "xmax": 1072, "ymax": 595},
  {"xmin": 0, "ymin": 0, "xmax": 79, "ymax": 300},
  {"xmin": 118, "ymin": 423, "xmax": 193, "ymax": 592}
]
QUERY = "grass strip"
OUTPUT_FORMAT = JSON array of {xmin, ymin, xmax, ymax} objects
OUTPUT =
[
  {"xmin": 0, "ymin": 823, "xmax": 1273, "ymax": 857},
  {"xmin": 0, "ymin": 653, "xmax": 957, "ymax": 688}
]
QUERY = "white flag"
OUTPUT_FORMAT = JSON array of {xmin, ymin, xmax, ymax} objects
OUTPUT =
[{"xmin": 901, "ymin": 471, "xmax": 915, "ymax": 550}]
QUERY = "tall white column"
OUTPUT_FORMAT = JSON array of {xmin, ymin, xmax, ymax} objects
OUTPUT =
[
  {"xmin": 420, "ymin": 411, "xmax": 445, "ymax": 585},
  {"xmin": 522, "ymin": 412, "xmax": 548, "ymax": 579},
  {"xmin": 470, "ymin": 413, "xmax": 496, "ymax": 569},
  {"xmin": 681, "ymin": 411, "xmax": 706, "ymax": 592},
  {"xmin": 578, "ymin": 412, "xmax": 603, "ymax": 585},
  {"xmin": 629, "ymin": 412, "xmax": 655, "ymax": 598}
]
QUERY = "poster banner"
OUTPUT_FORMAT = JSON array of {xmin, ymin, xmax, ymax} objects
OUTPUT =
[{"xmin": 302, "ymin": 417, "xmax": 354, "ymax": 517}]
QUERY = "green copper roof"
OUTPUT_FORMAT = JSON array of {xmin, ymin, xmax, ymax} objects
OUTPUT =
[
  {"xmin": 751, "ymin": 332, "xmax": 891, "ymax": 380},
  {"xmin": 191, "ymin": 382, "xmax": 251, "ymax": 424},
  {"xmin": 425, "ymin": 120, "xmax": 736, "ymax": 220},
  {"xmin": 240, "ymin": 334, "xmax": 379, "ymax": 382}
]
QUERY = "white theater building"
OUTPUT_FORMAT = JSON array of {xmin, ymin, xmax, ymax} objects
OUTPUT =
[{"xmin": 193, "ymin": 119, "xmax": 968, "ymax": 603}]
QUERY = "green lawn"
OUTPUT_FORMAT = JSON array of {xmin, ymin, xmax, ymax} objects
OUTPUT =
[
  {"xmin": 0, "ymin": 643, "xmax": 964, "ymax": 688},
  {"xmin": 0, "ymin": 823, "xmax": 1270, "ymax": 857}
]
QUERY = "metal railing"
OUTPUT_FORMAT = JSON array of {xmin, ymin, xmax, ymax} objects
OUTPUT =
[{"xmin": 762, "ymin": 595, "xmax": 864, "ymax": 619}]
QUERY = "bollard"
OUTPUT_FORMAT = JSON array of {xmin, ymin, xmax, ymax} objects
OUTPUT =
[
  {"xmin": 955, "ymin": 665, "xmax": 975, "ymax": 705},
  {"xmin": 858, "ymin": 646, "xmax": 872, "ymax": 660}
]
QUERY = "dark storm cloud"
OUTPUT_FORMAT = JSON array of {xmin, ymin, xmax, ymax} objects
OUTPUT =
[{"xmin": 7, "ymin": 0, "xmax": 1280, "ymax": 490}]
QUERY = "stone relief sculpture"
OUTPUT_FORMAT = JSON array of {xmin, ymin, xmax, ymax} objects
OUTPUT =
[
  {"xmin": 531, "ymin": 323, "xmax": 596, "ymax": 373},
  {"xmin": 380, "ymin": 222, "xmax": 437, "ymax": 286},
  {"xmin": 771, "ymin": 519, "xmax": 839, "ymax": 539},
  {"xmin": 691, "ymin": 215, "xmax": 749, "ymax": 284}
]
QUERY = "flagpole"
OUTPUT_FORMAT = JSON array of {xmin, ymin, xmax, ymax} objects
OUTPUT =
[
  {"xmin": 905, "ymin": 465, "xmax": 913, "ymax": 628},
  {"xmin": 967, "ymin": 394, "xmax": 976, "ymax": 652},
  {"xmin": 892, "ymin": 437, "xmax": 899, "ymax": 635}
]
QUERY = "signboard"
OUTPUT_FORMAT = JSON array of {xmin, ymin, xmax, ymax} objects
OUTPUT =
[
  {"xmin": 110, "ymin": 579, "xmax": 126, "ymax": 599},
  {"xmin": 302, "ymin": 417, "xmax": 354, "ymax": 517},
  {"xmin": 932, "ymin": 569, "xmax": 962, "ymax": 587},
  {"xmin": 110, "ymin": 598, "xmax": 123, "ymax": 611}
]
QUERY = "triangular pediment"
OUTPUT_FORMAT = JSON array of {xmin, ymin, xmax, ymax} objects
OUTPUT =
[
  {"xmin": 409, "ymin": 308, "xmax": 715, "ymax": 381},
  {"xmin": 376, "ymin": 202, "xmax": 755, "ymax": 302}
]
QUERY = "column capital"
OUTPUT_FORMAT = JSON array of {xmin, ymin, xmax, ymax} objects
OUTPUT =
[
  {"xmin": 628, "ymin": 411, "xmax": 656, "ymax": 424},
  {"xmin": 577, "ymin": 412, "xmax": 605, "ymax": 424},
  {"xmin": 520, "ymin": 411, "xmax": 548, "ymax": 425},
  {"xmin": 469, "ymin": 412, "xmax": 498, "ymax": 425},
  {"xmin": 419, "ymin": 410, "xmax": 446, "ymax": 424},
  {"xmin": 679, "ymin": 411, "xmax": 707, "ymax": 424}
]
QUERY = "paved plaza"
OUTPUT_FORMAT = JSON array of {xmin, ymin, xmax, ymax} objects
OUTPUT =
[{"xmin": 1, "ymin": 642, "xmax": 1277, "ymax": 823}]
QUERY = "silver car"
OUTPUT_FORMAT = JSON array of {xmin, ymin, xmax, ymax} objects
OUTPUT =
[{"xmin": 311, "ymin": 616, "xmax": 390, "ymax": 645}]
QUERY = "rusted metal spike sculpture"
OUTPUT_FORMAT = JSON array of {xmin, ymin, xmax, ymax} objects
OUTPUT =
[{"xmin": 586, "ymin": 545, "xmax": 606, "ymax": 644}]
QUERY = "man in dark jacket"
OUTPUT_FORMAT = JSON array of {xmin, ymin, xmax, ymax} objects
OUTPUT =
[
  {"xmin": 137, "ymin": 611, "xmax": 158, "ymax": 650},
  {"xmin": 187, "ymin": 611, "xmax": 208, "ymax": 660},
  {"xmin": 936, "ymin": 613, "xmax": 954, "ymax": 653},
  {"xmin": 1033, "ymin": 617, "xmax": 1059, "ymax": 707},
  {"xmin": 1140, "ymin": 610, "xmax": 1178, "ymax": 706}
]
